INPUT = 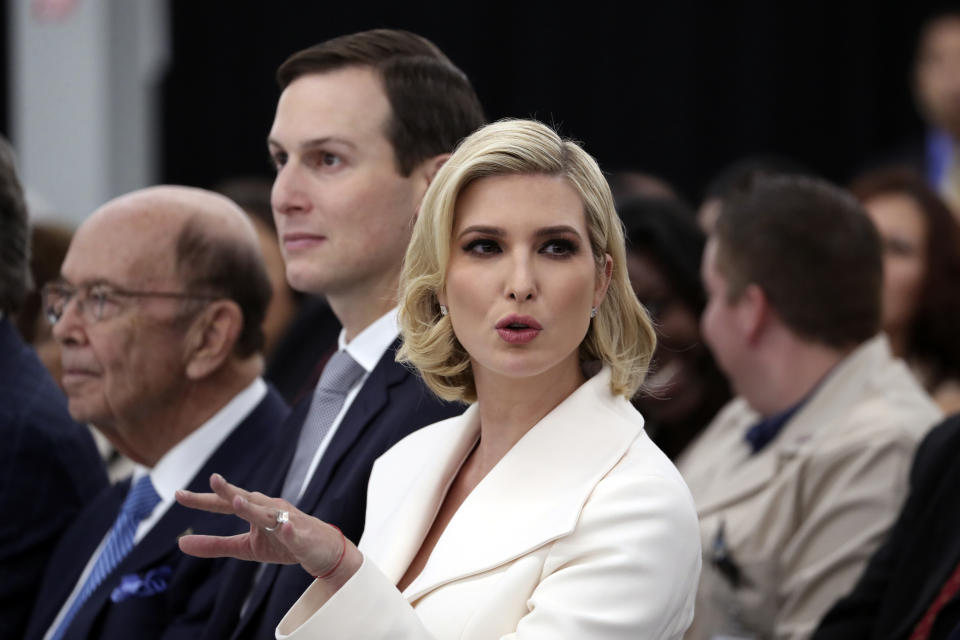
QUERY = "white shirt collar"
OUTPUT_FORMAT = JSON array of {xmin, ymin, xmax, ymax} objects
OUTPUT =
[
  {"xmin": 338, "ymin": 307, "xmax": 400, "ymax": 373},
  {"xmin": 142, "ymin": 377, "xmax": 268, "ymax": 502}
]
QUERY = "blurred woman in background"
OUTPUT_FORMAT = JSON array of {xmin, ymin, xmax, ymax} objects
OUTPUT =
[
  {"xmin": 619, "ymin": 196, "xmax": 731, "ymax": 459},
  {"xmin": 851, "ymin": 167, "xmax": 960, "ymax": 414}
]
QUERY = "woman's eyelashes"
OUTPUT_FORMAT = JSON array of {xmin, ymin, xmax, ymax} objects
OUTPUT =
[
  {"xmin": 540, "ymin": 237, "xmax": 578, "ymax": 257},
  {"xmin": 461, "ymin": 236, "xmax": 579, "ymax": 258},
  {"xmin": 463, "ymin": 237, "xmax": 501, "ymax": 256}
]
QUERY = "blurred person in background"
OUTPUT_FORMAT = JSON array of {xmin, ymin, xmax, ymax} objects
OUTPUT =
[
  {"xmin": 697, "ymin": 155, "xmax": 811, "ymax": 233},
  {"xmin": 16, "ymin": 222, "xmax": 74, "ymax": 385},
  {"xmin": 850, "ymin": 167, "xmax": 960, "ymax": 414},
  {"xmin": 619, "ymin": 195, "xmax": 731, "ymax": 460},
  {"xmin": 679, "ymin": 176, "xmax": 941, "ymax": 640},
  {"xmin": 814, "ymin": 410, "xmax": 960, "ymax": 640},
  {"xmin": 0, "ymin": 135, "xmax": 108, "ymax": 639},
  {"xmin": 608, "ymin": 169, "xmax": 682, "ymax": 203},
  {"xmin": 912, "ymin": 9, "xmax": 960, "ymax": 213}
]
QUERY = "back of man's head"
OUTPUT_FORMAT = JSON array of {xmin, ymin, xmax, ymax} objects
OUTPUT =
[
  {"xmin": 175, "ymin": 217, "xmax": 271, "ymax": 359},
  {"xmin": 0, "ymin": 136, "xmax": 29, "ymax": 315},
  {"xmin": 277, "ymin": 29, "xmax": 485, "ymax": 175},
  {"xmin": 713, "ymin": 175, "xmax": 883, "ymax": 350}
]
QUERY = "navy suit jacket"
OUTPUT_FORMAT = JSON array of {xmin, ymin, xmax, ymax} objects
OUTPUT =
[
  {"xmin": 0, "ymin": 318, "xmax": 108, "ymax": 639},
  {"xmin": 23, "ymin": 385, "xmax": 289, "ymax": 640},
  {"xmin": 814, "ymin": 414, "xmax": 960, "ymax": 640},
  {"xmin": 206, "ymin": 339, "xmax": 465, "ymax": 640}
]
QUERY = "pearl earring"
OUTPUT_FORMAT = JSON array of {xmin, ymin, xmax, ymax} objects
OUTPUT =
[
  {"xmin": 590, "ymin": 307, "xmax": 598, "ymax": 318},
  {"xmin": 439, "ymin": 304, "xmax": 448, "ymax": 316}
]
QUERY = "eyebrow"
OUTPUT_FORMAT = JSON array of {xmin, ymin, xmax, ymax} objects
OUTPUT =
[
  {"xmin": 456, "ymin": 224, "xmax": 583, "ymax": 240},
  {"xmin": 52, "ymin": 276, "xmax": 127, "ymax": 290},
  {"xmin": 266, "ymin": 136, "xmax": 357, "ymax": 152}
]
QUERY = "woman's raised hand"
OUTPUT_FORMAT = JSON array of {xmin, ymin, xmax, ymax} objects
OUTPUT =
[{"xmin": 176, "ymin": 473, "xmax": 358, "ymax": 582}]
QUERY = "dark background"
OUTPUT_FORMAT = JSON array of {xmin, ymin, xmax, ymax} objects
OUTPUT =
[{"xmin": 7, "ymin": 2, "xmax": 948, "ymax": 203}]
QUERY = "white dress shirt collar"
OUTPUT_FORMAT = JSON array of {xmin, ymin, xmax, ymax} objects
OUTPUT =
[
  {"xmin": 142, "ymin": 376, "xmax": 268, "ymax": 503},
  {"xmin": 338, "ymin": 307, "xmax": 400, "ymax": 374}
]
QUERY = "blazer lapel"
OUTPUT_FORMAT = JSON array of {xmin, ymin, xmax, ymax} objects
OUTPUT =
[
  {"xmin": 360, "ymin": 406, "xmax": 481, "ymax": 585},
  {"xmin": 30, "ymin": 482, "xmax": 126, "ymax": 638},
  {"xmin": 688, "ymin": 403, "xmax": 780, "ymax": 516},
  {"xmin": 398, "ymin": 368, "xmax": 642, "ymax": 602}
]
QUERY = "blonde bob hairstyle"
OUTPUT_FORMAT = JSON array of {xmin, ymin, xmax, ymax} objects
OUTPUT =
[{"xmin": 397, "ymin": 119, "xmax": 656, "ymax": 403}]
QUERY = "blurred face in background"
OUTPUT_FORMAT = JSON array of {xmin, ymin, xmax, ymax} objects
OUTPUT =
[
  {"xmin": 915, "ymin": 15, "xmax": 960, "ymax": 137},
  {"xmin": 627, "ymin": 250, "xmax": 705, "ymax": 423},
  {"xmin": 863, "ymin": 192, "xmax": 929, "ymax": 346}
]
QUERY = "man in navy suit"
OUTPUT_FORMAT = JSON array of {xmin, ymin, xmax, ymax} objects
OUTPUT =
[
  {"xmin": 200, "ymin": 30, "xmax": 485, "ymax": 639},
  {"xmin": 0, "ymin": 136, "xmax": 108, "ymax": 639},
  {"xmin": 23, "ymin": 186, "xmax": 290, "ymax": 640}
]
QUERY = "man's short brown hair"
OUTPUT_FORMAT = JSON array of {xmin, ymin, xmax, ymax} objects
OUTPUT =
[
  {"xmin": 175, "ymin": 216, "xmax": 271, "ymax": 358},
  {"xmin": 277, "ymin": 29, "xmax": 486, "ymax": 176},
  {"xmin": 714, "ymin": 175, "xmax": 882, "ymax": 349}
]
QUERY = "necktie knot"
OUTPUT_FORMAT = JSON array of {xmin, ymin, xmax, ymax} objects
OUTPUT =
[
  {"xmin": 316, "ymin": 349, "xmax": 366, "ymax": 396},
  {"xmin": 280, "ymin": 350, "xmax": 365, "ymax": 504},
  {"xmin": 125, "ymin": 474, "xmax": 161, "ymax": 522}
]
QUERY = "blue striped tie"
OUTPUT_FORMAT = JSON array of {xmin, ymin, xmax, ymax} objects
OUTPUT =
[{"xmin": 50, "ymin": 475, "xmax": 161, "ymax": 640}]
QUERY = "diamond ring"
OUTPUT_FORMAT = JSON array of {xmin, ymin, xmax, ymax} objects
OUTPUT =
[{"xmin": 264, "ymin": 510, "xmax": 289, "ymax": 533}]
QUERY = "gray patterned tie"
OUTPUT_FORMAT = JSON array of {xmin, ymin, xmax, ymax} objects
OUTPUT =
[{"xmin": 281, "ymin": 350, "xmax": 366, "ymax": 504}]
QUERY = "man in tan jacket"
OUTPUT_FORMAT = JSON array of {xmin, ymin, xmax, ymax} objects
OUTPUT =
[{"xmin": 678, "ymin": 176, "xmax": 942, "ymax": 640}]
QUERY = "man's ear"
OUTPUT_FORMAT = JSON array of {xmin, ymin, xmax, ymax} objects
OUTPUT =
[
  {"xmin": 423, "ymin": 153, "xmax": 451, "ymax": 185},
  {"xmin": 184, "ymin": 301, "xmax": 243, "ymax": 380},
  {"xmin": 413, "ymin": 153, "xmax": 452, "ymax": 218},
  {"xmin": 738, "ymin": 283, "xmax": 770, "ymax": 345}
]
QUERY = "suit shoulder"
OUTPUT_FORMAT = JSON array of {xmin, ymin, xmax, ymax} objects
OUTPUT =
[{"xmin": 819, "ymin": 364, "xmax": 941, "ymax": 452}]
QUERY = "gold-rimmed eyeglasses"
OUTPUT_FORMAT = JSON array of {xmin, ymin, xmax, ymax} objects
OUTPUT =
[{"xmin": 41, "ymin": 281, "xmax": 219, "ymax": 325}]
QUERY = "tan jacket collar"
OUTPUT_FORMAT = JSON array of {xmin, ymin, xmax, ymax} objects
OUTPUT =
[{"xmin": 693, "ymin": 334, "xmax": 894, "ymax": 515}]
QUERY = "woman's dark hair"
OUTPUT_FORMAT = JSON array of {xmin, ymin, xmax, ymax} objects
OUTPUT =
[
  {"xmin": 618, "ymin": 195, "xmax": 706, "ymax": 315},
  {"xmin": 850, "ymin": 167, "xmax": 960, "ymax": 385}
]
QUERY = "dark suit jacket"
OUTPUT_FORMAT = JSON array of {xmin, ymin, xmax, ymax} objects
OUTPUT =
[
  {"xmin": 0, "ymin": 319, "xmax": 108, "ymax": 639},
  {"xmin": 206, "ymin": 339, "xmax": 465, "ymax": 640},
  {"xmin": 23, "ymin": 385, "xmax": 289, "ymax": 640},
  {"xmin": 814, "ymin": 414, "xmax": 960, "ymax": 640},
  {"xmin": 265, "ymin": 296, "xmax": 341, "ymax": 406}
]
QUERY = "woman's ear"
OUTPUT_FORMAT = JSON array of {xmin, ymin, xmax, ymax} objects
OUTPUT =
[
  {"xmin": 593, "ymin": 254, "xmax": 614, "ymax": 308},
  {"xmin": 184, "ymin": 301, "xmax": 244, "ymax": 380}
]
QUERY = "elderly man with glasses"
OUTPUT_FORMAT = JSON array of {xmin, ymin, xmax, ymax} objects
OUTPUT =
[{"xmin": 23, "ymin": 185, "xmax": 290, "ymax": 640}]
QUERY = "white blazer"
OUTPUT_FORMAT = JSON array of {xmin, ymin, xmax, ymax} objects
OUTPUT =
[{"xmin": 277, "ymin": 367, "xmax": 701, "ymax": 639}]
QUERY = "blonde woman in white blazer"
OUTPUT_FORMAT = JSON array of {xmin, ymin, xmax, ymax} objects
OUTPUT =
[{"xmin": 177, "ymin": 119, "xmax": 702, "ymax": 639}]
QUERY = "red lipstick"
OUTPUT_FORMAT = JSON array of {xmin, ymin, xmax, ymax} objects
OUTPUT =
[{"xmin": 495, "ymin": 315, "xmax": 542, "ymax": 344}]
